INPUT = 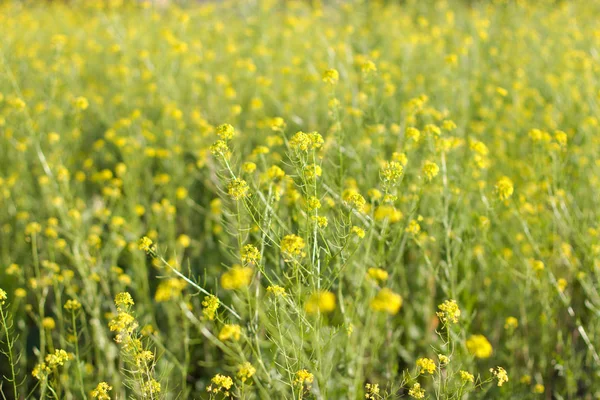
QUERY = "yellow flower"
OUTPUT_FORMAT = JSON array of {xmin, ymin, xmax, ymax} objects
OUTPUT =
[
  {"xmin": 237, "ymin": 362, "xmax": 256, "ymax": 383},
  {"xmin": 142, "ymin": 379, "xmax": 161, "ymax": 397},
  {"xmin": 381, "ymin": 161, "xmax": 404, "ymax": 184},
  {"xmin": 216, "ymin": 123, "xmax": 235, "ymax": 140},
  {"xmin": 208, "ymin": 374, "xmax": 233, "ymax": 393},
  {"xmin": 322, "ymin": 68, "xmax": 339, "ymax": 85},
  {"xmin": 365, "ymin": 383, "xmax": 380, "ymax": 399},
  {"xmin": 466, "ymin": 334, "xmax": 493, "ymax": 358},
  {"xmin": 416, "ymin": 357, "xmax": 436, "ymax": 374},
  {"xmin": 408, "ymin": 382, "xmax": 425, "ymax": 399},
  {"xmin": 436, "ymin": 299, "xmax": 461, "ymax": 324},
  {"xmin": 351, "ymin": 226, "xmax": 366, "ymax": 238},
  {"xmin": 138, "ymin": 236, "xmax": 155, "ymax": 254},
  {"xmin": 305, "ymin": 290, "xmax": 336, "ymax": 314},
  {"xmin": 280, "ymin": 234, "xmax": 306, "ymax": 260},
  {"xmin": 490, "ymin": 366, "xmax": 509, "ymax": 387},
  {"xmin": 42, "ymin": 317, "xmax": 56, "ymax": 330},
  {"xmin": 241, "ymin": 244, "xmax": 261, "ymax": 265},
  {"xmin": 218, "ymin": 324, "xmax": 241, "ymax": 341},
  {"xmin": 91, "ymin": 382, "xmax": 112, "ymax": 400},
  {"xmin": 504, "ymin": 316, "xmax": 518, "ymax": 330},
  {"xmin": 294, "ymin": 369, "xmax": 314, "ymax": 387},
  {"xmin": 460, "ymin": 370, "xmax": 475, "ymax": 383},
  {"xmin": 267, "ymin": 285, "xmax": 286, "ymax": 297},
  {"xmin": 154, "ymin": 279, "xmax": 187, "ymax": 302},
  {"xmin": 221, "ymin": 266, "xmax": 253, "ymax": 290},
  {"xmin": 366, "ymin": 267, "xmax": 388, "ymax": 282},
  {"xmin": 114, "ymin": 292, "xmax": 134, "ymax": 309},
  {"xmin": 495, "ymin": 176, "xmax": 514, "ymax": 201},
  {"xmin": 202, "ymin": 295, "xmax": 219, "ymax": 320},
  {"xmin": 533, "ymin": 383, "xmax": 545, "ymax": 394},
  {"xmin": 370, "ymin": 288, "xmax": 403, "ymax": 315},
  {"xmin": 228, "ymin": 178, "xmax": 250, "ymax": 200},
  {"xmin": 422, "ymin": 160, "xmax": 439, "ymax": 181},
  {"xmin": 0, "ymin": 288, "xmax": 6, "ymax": 303}
]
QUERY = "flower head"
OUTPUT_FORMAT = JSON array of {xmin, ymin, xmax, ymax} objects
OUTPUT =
[
  {"xmin": 305, "ymin": 290, "xmax": 336, "ymax": 314},
  {"xmin": 495, "ymin": 176, "xmax": 514, "ymax": 201},
  {"xmin": 490, "ymin": 366, "xmax": 509, "ymax": 386},
  {"xmin": 466, "ymin": 334, "xmax": 493, "ymax": 358},
  {"xmin": 370, "ymin": 288, "xmax": 403, "ymax": 315}
]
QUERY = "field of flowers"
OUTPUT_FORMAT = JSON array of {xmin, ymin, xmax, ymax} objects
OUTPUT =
[{"xmin": 1, "ymin": 0, "xmax": 600, "ymax": 398}]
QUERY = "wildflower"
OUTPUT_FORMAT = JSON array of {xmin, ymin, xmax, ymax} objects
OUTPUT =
[
  {"xmin": 438, "ymin": 354, "xmax": 449, "ymax": 365},
  {"xmin": 467, "ymin": 334, "xmax": 493, "ymax": 358},
  {"xmin": 289, "ymin": 131, "xmax": 323, "ymax": 152},
  {"xmin": 216, "ymin": 123, "xmax": 235, "ymax": 140},
  {"xmin": 267, "ymin": 285, "xmax": 286, "ymax": 297},
  {"xmin": 270, "ymin": 117, "xmax": 286, "ymax": 131},
  {"xmin": 280, "ymin": 234, "xmax": 306, "ymax": 260},
  {"xmin": 460, "ymin": 370, "xmax": 475, "ymax": 383},
  {"xmin": 495, "ymin": 176, "xmax": 514, "ymax": 201},
  {"xmin": 142, "ymin": 379, "xmax": 161, "ymax": 397},
  {"xmin": 555, "ymin": 130, "xmax": 567, "ymax": 147},
  {"xmin": 374, "ymin": 205, "xmax": 403, "ymax": 223},
  {"xmin": 42, "ymin": 317, "xmax": 56, "ymax": 330},
  {"xmin": 557, "ymin": 278, "xmax": 567, "ymax": 292},
  {"xmin": 241, "ymin": 244, "xmax": 261, "ymax": 265},
  {"xmin": 367, "ymin": 267, "xmax": 388, "ymax": 282},
  {"xmin": 74, "ymin": 96, "xmax": 89, "ymax": 110},
  {"xmin": 221, "ymin": 266, "xmax": 253, "ymax": 290},
  {"xmin": 243, "ymin": 162, "xmax": 257, "ymax": 173},
  {"xmin": 533, "ymin": 384, "xmax": 545, "ymax": 393},
  {"xmin": 490, "ymin": 366, "xmax": 509, "ymax": 387},
  {"xmin": 405, "ymin": 220, "xmax": 421, "ymax": 235},
  {"xmin": 108, "ymin": 312, "xmax": 137, "ymax": 334},
  {"xmin": 360, "ymin": 60, "xmax": 377, "ymax": 74},
  {"xmin": 45, "ymin": 349, "xmax": 70, "ymax": 367},
  {"xmin": 219, "ymin": 324, "xmax": 242, "ymax": 341},
  {"xmin": 422, "ymin": 161, "xmax": 439, "ymax": 181},
  {"xmin": 352, "ymin": 226, "xmax": 366, "ymax": 238},
  {"xmin": 115, "ymin": 292, "xmax": 135, "ymax": 309},
  {"xmin": 365, "ymin": 383, "xmax": 380, "ymax": 399},
  {"xmin": 312, "ymin": 215, "xmax": 328, "ymax": 228},
  {"xmin": 32, "ymin": 363, "xmax": 50, "ymax": 380},
  {"xmin": 303, "ymin": 163, "xmax": 322, "ymax": 180},
  {"xmin": 91, "ymin": 382, "xmax": 112, "ymax": 400},
  {"xmin": 154, "ymin": 278, "xmax": 187, "ymax": 302},
  {"xmin": 530, "ymin": 259, "xmax": 545, "ymax": 271},
  {"xmin": 0, "ymin": 288, "xmax": 6, "ymax": 304},
  {"xmin": 305, "ymin": 290, "xmax": 336, "ymax": 314},
  {"xmin": 138, "ymin": 236, "xmax": 155, "ymax": 254},
  {"xmin": 228, "ymin": 178, "xmax": 250, "ymax": 200},
  {"xmin": 520, "ymin": 375, "xmax": 532, "ymax": 384},
  {"xmin": 408, "ymin": 382, "xmax": 425, "ymax": 399},
  {"xmin": 406, "ymin": 127, "xmax": 420, "ymax": 142},
  {"xmin": 207, "ymin": 374, "xmax": 233, "ymax": 394},
  {"xmin": 210, "ymin": 140, "xmax": 231, "ymax": 158},
  {"xmin": 370, "ymin": 288, "xmax": 403, "ymax": 314},
  {"xmin": 436, "ymin": 299, "xmax": 461, "ymax": 324},
  {"xmin": 135, "ymin": 350, "xmax": 155, "ymax": 367},
  {"xmin": 266, "ymin": 165, "xmax": 286, "ymax": 181},
  {"xmin": 202, "ymin": 295, "xmax": 219, "ymax": 320},
  {"xmin": 294, "ymin": 369, "xmax": 314, "ymax": 387},
  {"xmin": 344, "ymin": 191, "xmax": 366, "ymax": 211},
  {"xmin": 504, "ymin": 316, "xmax": 518, "ymax": 330},
  {"xmin": 416, "ymin": 358, "xmax": 436, "ymax": 374},
  {"xmin": 306, "ymin": 196, "xmax": 321, "ymax": 211},
  {"xmin": 322, "ymin": 68, "xmax": 339, "ymax": 85},
  {"xmin": 381, "ymin": 161, "xmax": 404, "ymax": 183},
  {"xmin": 237, "ymin": 362, "xmax": 256, "ymax": 383}
]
